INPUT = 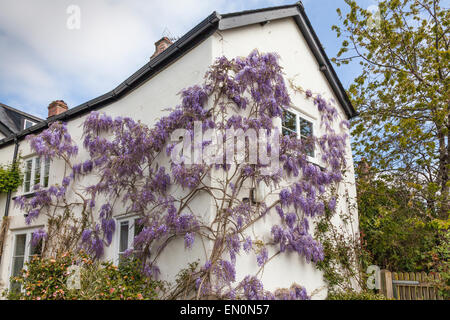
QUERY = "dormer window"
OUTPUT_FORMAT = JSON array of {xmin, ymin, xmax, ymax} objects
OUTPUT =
[
  {"xmin": 24, "ymin": 119, "xmax": 35, "ymax": 130},
  {"xmin": 23, "ymin": 156, "xmax": 50, "ymax": 193}
]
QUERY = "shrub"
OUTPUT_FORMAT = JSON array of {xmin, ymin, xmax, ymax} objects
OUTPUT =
[
  {"xmin": 3, "ymin": 251, "xmax": 165, "ymax": 300},
  {"xmin": 426, "ymin": 226, "xmax": 450, "ymax": 299},
  {"xmin": 0, "ymin": 160, "xmax": 22, "ymax": 193},
  {"xmin": 327, "ymin": 290, "xmax": 389, "ymax": 300}
]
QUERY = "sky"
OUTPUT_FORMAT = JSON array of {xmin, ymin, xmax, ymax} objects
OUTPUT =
[{"xmin": 0, "ymin": 0, "xmax": 377, "ymax": 119}]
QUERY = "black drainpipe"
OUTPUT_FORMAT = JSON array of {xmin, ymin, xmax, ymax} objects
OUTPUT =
[
  {"xmin": 4, "ymin": 135, "xmax": 19, "ymax": 217},
  {"xmin": 0, "ymin": 135, "xmax": 18, "ymax": 266}
]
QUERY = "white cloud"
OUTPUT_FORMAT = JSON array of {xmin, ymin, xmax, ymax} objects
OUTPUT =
[{"xmin": 0, "ymin": 0, "xmax": 292, "ymax": 118}]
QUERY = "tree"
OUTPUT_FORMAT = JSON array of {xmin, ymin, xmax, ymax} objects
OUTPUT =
[
  {"xmin": 333, "ymin": 0, "xmax": 449, "ymax": 218},
  {"xmin": 355, "ymin": 159, "xmax": 440, "ymax": 271},
  {"xmin": 13, "ymin": 50, "xmax": 354, "ymax": 299},
  {"xmin": 355, "ymin": 158, "xmax": 449, "ymax": 296}
]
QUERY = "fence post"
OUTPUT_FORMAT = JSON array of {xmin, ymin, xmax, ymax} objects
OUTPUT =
[{"xmin": 380, "ymin": 269, "xmax": 394, "ymax": 299}]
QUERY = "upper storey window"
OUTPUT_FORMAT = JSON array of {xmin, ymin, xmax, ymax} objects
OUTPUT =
[
  {"xmin": 282, "ymin": 109, "xmax": 315, "ymax": 158},
  {"xmin": 23, "ymin": 156, "xmax": 50, "ymax": 193}
]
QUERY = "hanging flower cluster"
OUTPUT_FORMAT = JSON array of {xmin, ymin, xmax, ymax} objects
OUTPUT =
[
  {"xmin": 26, "ymin": 122, "xmax": 78, "ymax": 161},
  {"xmin": 15, "ymin": 50, "xmax": 349, "ymax": 300}
]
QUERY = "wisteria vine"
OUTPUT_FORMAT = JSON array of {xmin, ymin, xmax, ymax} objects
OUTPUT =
[{"xmin": 15, "ymin": 50, "xmax": 350, "ymax": 300}]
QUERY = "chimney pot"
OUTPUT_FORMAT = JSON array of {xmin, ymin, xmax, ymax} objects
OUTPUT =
[
  {"xmin": 48, "ymin": 100, "xmax": 68, "ymax": 118},
  {"xmin": 150, "ymin": 37, "xmax": 173, "ymax": 60}
]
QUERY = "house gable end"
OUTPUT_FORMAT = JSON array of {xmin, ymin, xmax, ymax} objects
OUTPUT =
[{"xmin": 218, "ymin": 4, "xmax": 356, "ymax": 120}]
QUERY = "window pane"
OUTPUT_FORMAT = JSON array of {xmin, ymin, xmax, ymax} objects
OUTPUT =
[
  {"xmin": 305, "ymin": 144, "xmax": 315, "ymax": 158},
  {"xmin": 14, "ymin": 234, "xmax": 27, "ymax": 256},
  {"xmin": 30, "ymin": 239, "xmax": 43, "ymax": 257},
  {"xmin": 24, "ymin": 160, "xmax": 32, "ymax": 192},
  {"xmin": 119, "ymin": 221, "xmax": 129, "ymax": 253},
  {"xmin": 300, "ymin": 118, "xmax": 313, "ymax": 137},
  {"xmin": 34, "ymin": 157, "xmax": 41, "ymax": 186},
  {"xmin": 12, "ymin": 256, "xmax": 25, "ymax": 277},
  {"xmin": 24, "ymin": 120, "xmax": 34, "ymax": 129},
  {"xmin": 134, "ymin": 219, "xmax": 144, "ymax": 238},
  {"xmin": 11, "ymin": 256, "xmax": 25, "ymax": 292},
  {"xmin": 11, "ymin": 234, "xmax": 27, "ymax": 292},
  {"xmin": 282, "ymin": 127, "xmax": 296, "ymax": 137},
  {"xmin": 282, "ymin": 110, "xmax": 297, "ymax": 134},
  {"xmin": 43, "ymin": 158, "xmax": 50, "ymax": 187},
  {"xmin": 300, "ymin": 118, "xmax": 314, "ymax": 157}
]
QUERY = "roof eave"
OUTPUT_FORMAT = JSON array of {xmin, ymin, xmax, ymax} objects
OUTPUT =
[
  {"xmin": 0, "ymin": 102, "xmax": 44, "ymax": 123},
  {"xmin": 294, "ymin": 6, "xmax": 356, "ymax": 119}
]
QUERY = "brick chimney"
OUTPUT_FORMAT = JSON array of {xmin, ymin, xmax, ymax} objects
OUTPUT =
[
  {"xmin": 150, "ymin": 37, "xmax": 173, "ymax": 60},
  {"xmin": 48, "ymin": 100, "xmax": 68, "ymax": 118}
]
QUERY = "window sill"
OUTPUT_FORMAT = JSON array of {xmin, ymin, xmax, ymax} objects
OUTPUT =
[
  {"xmin": 12, "ymin": 188, "xmax": 49, "ymax": 200},
  {"xmin": 306, "ymin": 157, "xmax": 325, "ymax": 171},
  {"xmin": 12, "ymin": 192, "xmax": 37, "ymax": 200}
]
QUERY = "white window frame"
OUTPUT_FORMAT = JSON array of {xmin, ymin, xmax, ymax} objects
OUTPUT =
[
  {"xmin": 23, "ymin": 119, "xmax": 35, "ymax": 130},
  {"xmin": 22, "ymin": 156, "xmax": 50, "ymax": 194},
  {"xmin": 281, "ymin": 108, "xmax": 319, "ymax": 164},
  {"xmin": 115, "ymin": 215, "xmax": 143, "ymax": 265},
  {"xmin": 9, "ymin": 228, "xmax": 43, "ymax": 291}
]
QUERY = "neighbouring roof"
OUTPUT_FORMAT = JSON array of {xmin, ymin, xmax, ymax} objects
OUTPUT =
[
  {"xmin": 0, "ymin": 102, "xmax": 43, "ymax": 138},
  {"xmin": 0, "ymin": 1, "xmax": 356, "ymax": 148}
]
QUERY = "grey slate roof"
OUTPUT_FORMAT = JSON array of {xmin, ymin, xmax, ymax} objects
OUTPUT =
[
  {"xmin": 0, "ymin": 102, "xmax": 43, "ymax": 137},
  {"xmin": 0, "ymin": 1, "xmax": 356, "ymax": 148}
]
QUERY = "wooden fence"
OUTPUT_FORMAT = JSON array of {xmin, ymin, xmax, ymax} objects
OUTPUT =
[{"xmin": 380, "ymin": 270, "xmax": 444, "ymax": 300}]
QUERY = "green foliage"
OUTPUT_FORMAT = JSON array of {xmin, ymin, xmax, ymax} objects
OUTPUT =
[
  {"xmin": 327, "ymin": 289, "xmax": 389, "ymax": 300},
  {"xmin": 426, "ymin": 229, "xmax": 450, "ymax": 298},
  {"xmin": 3, "ymin": 251, "xmax": 165, "ymax": 300},
  {"xmin": 168, "ymin": 260, "xmax": 200, "ymax": 299},
  {"xmin": 334, "ymin": 0, "xmax": 449, "ymax": 218},
  {"xmin": 334, "ymin": 1, "xmax": 449, "ymax": 296},
  {"xmin": 0, "ymin": 160, "xmax": 22, "ymax": 193},
  {"xmin": 356, "ymin": 162, "xmax": 448, "ymax": 273},
  {"xmin": 315, "ymin": 194, "xmax": 372, "ymax": 294}
]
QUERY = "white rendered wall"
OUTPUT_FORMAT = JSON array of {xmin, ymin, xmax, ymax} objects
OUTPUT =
[{"xmin": 211, "ymin": 17, "xmax": 358, "ymax": 300}]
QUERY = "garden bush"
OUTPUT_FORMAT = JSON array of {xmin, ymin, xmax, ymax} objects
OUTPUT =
[
  {"xmin": 327, "ymin": 290, "xmax": 389, "ymax": 300},
  {"xmin": 3, "ymin": 251, "xmax": 165, "ymax": 300}
]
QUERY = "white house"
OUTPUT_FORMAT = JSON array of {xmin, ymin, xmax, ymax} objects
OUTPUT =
[{"xmin": 0, "ymin": 3, "xmax": 358, "ymax": 299}]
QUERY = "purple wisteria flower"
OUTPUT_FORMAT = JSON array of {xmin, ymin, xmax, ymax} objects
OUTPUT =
[
  {"xmin": 184, "ymin": 232, "xmax": 195, "ymax": 249},
  {"xmin": 328, "ymin": 197, "xmax": 337, "ymax": 212},
  {"xmin": 243, "ymin": 237, "xmax": 252, "ymax": 253},
  {"xmin": 256, "ymin": 247, "xmax": 268, "ymax": 267},
  {"xmin": 13, "ymin": 49, "xmax": 349, "ymax": 300},
  {"xmin": 31, "ymin": 228, "xmax": 47, "ymax": 247}
]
